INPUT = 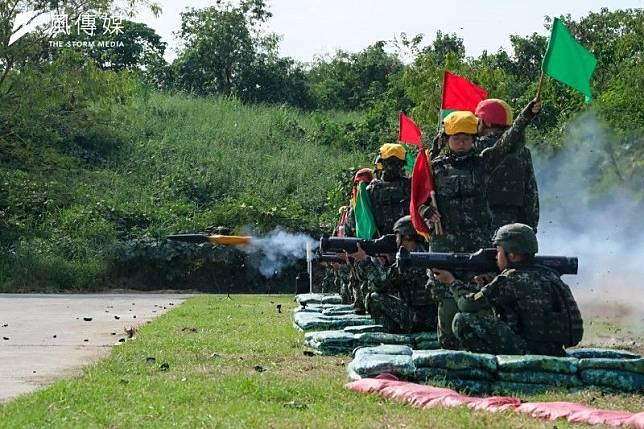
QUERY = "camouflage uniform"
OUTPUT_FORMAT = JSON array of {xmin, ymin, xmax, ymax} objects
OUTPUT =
[
  {"xmin": 335, "ymin": 266, "xmax": 353, "ymax": 304},
  {"xmin": 364, "ymin": 256, "xmax": 438, "ymax": 334},
  {"xmin": 450, "ymin": 263, "xmax": 584, "ymax": 356},
  {"xmin": 475, "ymin": 133, "xmax": 539, "ymax": 232},
  {"xmin": 319, "ymin": 267, "xmax": 338, "ymax": 293},
  {"xmin": 366, "ymin": 177, "xmax": 411, "ymax": 236},
  {"xmin": 422, "ymin": 106, "xmax": 538, "ymax": 349}
]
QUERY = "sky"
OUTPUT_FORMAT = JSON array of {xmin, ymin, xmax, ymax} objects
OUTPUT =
[{"xmin": 135, "ymin": 0, "xmax": 644, "ymax": 64}]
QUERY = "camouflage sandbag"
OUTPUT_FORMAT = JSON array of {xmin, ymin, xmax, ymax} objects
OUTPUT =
[
  {"xmin": 566, "ymin": 348, "xmax": 641, "ymax": 360},
  {"xmin": 304, "ymin": 330, "xmax": 355, "ymax": 349},
  {"xmin": 344, "ymin": 325, "xmax": 384, "ymax": 334},
  {"xmin": 354, "ymin": 332, "xmax": 413, "ymax": 347},
  {"xmin": 409, "ymin": 331, "xmax": 438, "ymax": 343},
  {"xmin": 415, "ymin": 340, "xmax": 441, "ymax": 350},
  {"xmin": 347, "ymin": 353, "xmax": 416, "ymax": 380},
  {"xmin": 321, "ymin": 307, "xmax": 356, "ymax": 316},
  {"xmin": 579, "ymin": 369, "xmax": 644, "ymax": 393},
  {"xmin": 578, "ymin": 358, "xmax": 644, "ymax": 374},
  {"xmin": 415, "ymin": 367, "xmax": 494, "ymax": 382},
  {"xmin": 496, "ymin": 355, "xmax": 578, "ymax": 374},
  {"xmin": 295, "ymin": 293, "xmax": 342, "ymax": 306},
  {"xmin": 491, "ymin": 381, "xmax": 558, "ymax": 395},
  {"xmin": 353, "ymin": 345, "xmax": 414, "ymax": 358},
  {"xmin": 445, "ymin": 379, "xmax": 491, "ymax": 396},
  {"xmin": 496, "ymin": 371, "xmax": 583, "ymax": 388},
  {"xmin": 293, "ymin": 312, "xmax": 373, "ymax": 332},
  {"xmin": 412, "ymin": 350, "xmax": 497, "ymax": 373}
]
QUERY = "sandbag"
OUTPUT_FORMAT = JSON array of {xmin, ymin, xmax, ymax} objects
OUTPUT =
[
  {"xmin": 415, "ymin": 367, "xmax": 494, "ymax": 382},
  {"xmin": 579, "ymin": 369, "xmax": 644, "ymax": 393},
  {"xmin": 496, "ymin": 371, "xmax": 583, "ymax": 388},
  {"xmin": 321, "ymin": 307, "xmax": 357, "ymax": 316},
  {"xmin": 293, "ymin": 312, "xmax": 373, "ymax": 332},
  {"xmin": 443, "ymin": 379, "xmax": 491, "ymax": 396},
  {"xmin": 412, "ymin": 350, "xmax": 497, "ymax": 373},
  {"xmin": 354, "ymin": 345, "xmax": 413, "ymax": 358},
  {"xmin": 354, "ymin": 332, "xmax": 413, "ymax": 347},
  {"xmin": 344, "ymin": 325, "xmax": 384, "ymax": 334},
  {"xmin": 409, "ymin": 331, "xmax": 438, "ymax": 343},
  {"xmin": 496, "ymin": 355, "xmax": 578, "ymax": 374},
  {"xmin": 566, "ymin": 348, "xmax": 641, "ymax": 360},
  {"xmin": 578, "ymin": 358, "xmax": 644, "ymax": 374},
  {"xmin": 347, "ymin": 353, "xmax": 416, "ymax": 380},
  {"xmin": 295, "ymin": 293, "xmax": 343, "ymax": 305},
  {"xmin": 304, "ymin": 330, "xmax": 355, "ymax": 347},
  {"xmin": 491, "ymin": 381, "xmax": 558, "ymax": 395},
  {"xmin": 415, "ymin": 341, "xmax": 441, "ymax": 350}
]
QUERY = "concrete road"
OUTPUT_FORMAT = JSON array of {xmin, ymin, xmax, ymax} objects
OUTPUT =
[{"xmin": 0, "ymin": 293, "xmax": 192, "ymax": 402}]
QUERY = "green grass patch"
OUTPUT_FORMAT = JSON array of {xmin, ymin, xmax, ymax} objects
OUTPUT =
[{"xmin": 1, "ymin": 295, "xmax": 641, "ymax": 428}]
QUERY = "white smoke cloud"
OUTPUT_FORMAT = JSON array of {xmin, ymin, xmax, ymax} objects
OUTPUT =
[
  {"xmin": 533, "ymin": 112, "xmax": 644, "ymax": 325},
  {"xmin": 242, "ymin": 228, "xmax": 318, "ymax": 278}
]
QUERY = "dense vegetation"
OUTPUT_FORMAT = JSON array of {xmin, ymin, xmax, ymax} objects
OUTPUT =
[{"xmin": 0, "ymin": 0, "xmax": 642, "ymax": 291}]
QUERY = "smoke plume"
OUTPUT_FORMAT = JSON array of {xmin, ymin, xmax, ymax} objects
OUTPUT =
[
  {"xmin": 242, "ymin": 228, "xmax": 317, "ymax": 278},
  {"xmin": 533, "ymin": 112, "xmax": 644, "ymax": 325}
]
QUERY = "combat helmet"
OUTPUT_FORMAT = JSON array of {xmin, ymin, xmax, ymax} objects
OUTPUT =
[
  {"xmin": 492, "ymin": 223, "xmax": 538, "ymax": 255},
  {"xmin": 475, "ymin": 99, "xmax": 513, "ymax": 127},
  {"xmin": 443, "ymin": 111, "xmax": 479, "ymax": 136},
  {"xmin": 393, "ymin": 215, "xmax": 420, "ymax": 241}
]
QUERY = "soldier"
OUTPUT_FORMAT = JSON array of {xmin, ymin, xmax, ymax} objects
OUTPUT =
[
  {"xmin": 350, "ymin": 216, "xmax": 438, "ymax": 334},
  {"xmin": 367, "ymin": 143, "xmax": 411, "ymax": 235},
  {"xmin": 421, "ymin": 99, "xmax": 542, "ymax": 349},
  {"xmin": 432, "ymin": 223, "xmax": 584, "ymax": 356},
  {"xmin": 475, "ymin": 99, "xmax": 539, "ymax": 232}
]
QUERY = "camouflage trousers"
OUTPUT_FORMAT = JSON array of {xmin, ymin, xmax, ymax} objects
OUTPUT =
[
  {"xmin": 365, "ymin": 292, "xmax": 436, "ymax": 334},
  {"xmin": 451, "ymin": 312, "xmax": 528, "ymax": 355}
]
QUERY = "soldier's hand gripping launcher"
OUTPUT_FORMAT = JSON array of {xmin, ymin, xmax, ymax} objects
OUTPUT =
[
  {"xmin": 396, "ymin": 247, "xmax": 578, "ymax": 275},
  {"xmin": 167, "ymin": 234, "xmax": 252, "ymax": 246},
  {"xmin": 319, "ymin": 234, "xmax": 398, "ymax": 255}
]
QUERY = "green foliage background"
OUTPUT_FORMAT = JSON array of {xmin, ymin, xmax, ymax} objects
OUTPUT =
[{"xmin": 0, "ymin": 1, "xmax": 642, "ymax": 291}]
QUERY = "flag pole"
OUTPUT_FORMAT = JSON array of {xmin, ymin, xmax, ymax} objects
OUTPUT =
[
  {"xmin": 424, "ymin": 149, "xmax": 443, "ymax": 235},
  {"xmin": 535, "ymin": 72, "xmax": 545, "ymax": 101}
]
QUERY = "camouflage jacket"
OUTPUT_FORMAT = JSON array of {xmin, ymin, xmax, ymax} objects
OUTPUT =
[
  {"xmin": 362, "ymin": 255, "xmax": 430, "ymax": 307},
  {"xmin": 451, "ymin": 263, "xmax": 584, "ymax": 350},
  {"xmin": 367, "ymin": 176, "xmax": 411, "ymax": 236},
  {"xmin": 475, "ymin": 133, "xmax": 539, "ymax": 232},
  {"xmin": 421, "ymin": 107, "xmax": 536, "ymax": 252}
]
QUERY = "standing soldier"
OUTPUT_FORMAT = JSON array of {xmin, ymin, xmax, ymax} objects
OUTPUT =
[
  {"xmin": 420, "ymin": 99, "xmax": 542, "ymax": 349},
  {"xmin": 475, "ymin": 99, "xmax": 539, "ymax": 232},
  {"xmin": 367, "ymin": 143, "xmax": 412, "ymax": 235},
  {"xmin": 432, "ymin": 223, "xmax": 583, "ymax": 356}
]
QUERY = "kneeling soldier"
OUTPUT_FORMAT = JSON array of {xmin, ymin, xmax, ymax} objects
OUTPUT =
[
  {"xmin": 351, "ymin": 216, "xmax": 438, "ymax": 334},
  {"xmin": 431, "ymin": 223, "xmax": 583, "ymax": 356}
]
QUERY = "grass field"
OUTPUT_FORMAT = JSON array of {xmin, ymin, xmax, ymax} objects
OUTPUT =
[{"xmin": 0, "ymin": 295, "xmax": 642, "ymax": 428}]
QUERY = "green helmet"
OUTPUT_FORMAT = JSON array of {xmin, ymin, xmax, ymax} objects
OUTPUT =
[
  {"xmin": 492, "ymin": 223, "xmax": 538, "ymax": 254},
  {"xmin": 393, "ymin": 215, "xmax": 417, "ymax": 239}
]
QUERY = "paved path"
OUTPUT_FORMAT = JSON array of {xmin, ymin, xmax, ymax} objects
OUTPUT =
[{"xmin": 0, "ymin": 293, "xmax": 192, "ymax": 402}]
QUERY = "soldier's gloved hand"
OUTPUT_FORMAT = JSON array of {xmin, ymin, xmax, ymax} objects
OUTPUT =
[
  {"xmin": 523, "ymin": 98, "xmax": 542, "ymax": 119},
  {"xmin": 473, "ymin": 272, "xmax": 496, "ymax": 285},
  {"xmin": 419, "ymin": 204, "xmax": 441, "ymax": 224},
  {"xmin": 431, "ymin": 268, "xmax": 456, "ymax": 285},
  {"xmin": 349, "ymin": 243, "xmax": 369, "ymax": 262}
]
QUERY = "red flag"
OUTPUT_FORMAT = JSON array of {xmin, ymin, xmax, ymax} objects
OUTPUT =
[
  {"xmin": 399, "ymin": 113, "xmax": 423, "ymax": 147},
  {"xmin": 409, "ymin": 149, "xmax": 433, "ymax": 238},
  {"xmin": 441, "ymin": 71, "xmax": 488, "ymax": 118}
]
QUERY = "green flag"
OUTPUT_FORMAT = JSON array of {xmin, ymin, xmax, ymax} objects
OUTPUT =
[
  {"xmin": 354, "ymin": 182, "xmax": 377, "ymax": 239},
  {"xmin": 542, "ymin": 18, "xmax": 597, "ymax": 103}
]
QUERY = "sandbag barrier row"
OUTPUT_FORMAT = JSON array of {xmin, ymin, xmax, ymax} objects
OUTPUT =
[{"xmin": 347, "ymin": 345, "xmax": 644, "ymax": 394}]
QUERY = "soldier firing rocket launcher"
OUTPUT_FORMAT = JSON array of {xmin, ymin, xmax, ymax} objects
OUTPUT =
[
  {"xmin": 319, "ymin": 234, "xmax": 397, "ymax": 255},
  {"xmin": 396, "ymin": 247, "xmax": 578, "ymax": 275},
  {"xmin": 167, "ymin": 234, "xmax": 252, "ymax": 246}
]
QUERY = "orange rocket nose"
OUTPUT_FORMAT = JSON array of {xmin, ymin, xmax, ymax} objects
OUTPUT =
[{"xmin": 208, "ymin": 235, "xmax": 252, "ymax": 246}]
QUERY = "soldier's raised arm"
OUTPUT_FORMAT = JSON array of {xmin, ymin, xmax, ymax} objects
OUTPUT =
[{"xmin": 481, "ymin": 99, "xmax": 541, "ymax": 169}]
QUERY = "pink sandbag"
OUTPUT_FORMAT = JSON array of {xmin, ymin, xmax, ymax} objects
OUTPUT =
[{"xmin": 346, "ymin": 376, "xmax": 643, "ymax": 428}]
